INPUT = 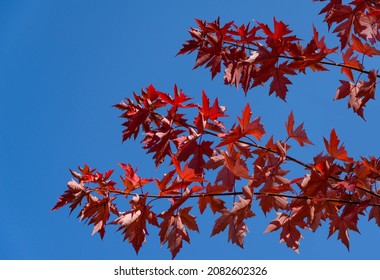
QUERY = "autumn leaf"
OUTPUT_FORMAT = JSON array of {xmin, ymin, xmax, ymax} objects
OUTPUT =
[
  {"xmin": 171, "ymin": 154, "xmax": 206, "ymax": 183},
  {"xmin": 341, "ymin": 47, "xmax": 362, "ymax": 81},
  {"xmin": 328, "ymin": 205, "xmax": 362, "ymax": 250},
  {"xmin": 159, "ymin": 205, "xmax": 199, "ymax": 259},
  {"xmin": 351, "ymin": 35, "xmax": 380, "ymax": 57},
  {"xmin": 158, "ymin": 84, "xmax": 196, "ymax": 109},
  {"xmin": 78, "ymin": 195, "xmax": 119, "ymax": 239},
  {"xmin": 119, "ymin": 163, "xmax": 153, "ymax": 196},
  {"xmin": 265, "ymin": 212, "xmax": 308, "ymax": 253},
  {"xmin": 198, "ymin": 183, "xmax": 228, "ymax": 214},
  {"xmin": 217, "ymin": 104, "xmax": 265, "ymax": 147},
  {"xmin": 211, "ymin": 190, "xmax": 254, "ymax": 248},
  {"xmin": 285, "ymin": 111, "xmax": 313, "ymax": 146},
  {"xmin": 51, "ymin": 179, "xmax": 87, "ymax": 213},
  {"xmin": 323, "ymin": 129, "xmax": 353, "ymax": 162},
  {"xmin": 112, "ymin": 194, "xmax": 158, "ymax": 254},
  {"xmin": 269, "ymin": 62, "xmax": 296, "ymax": 101}
]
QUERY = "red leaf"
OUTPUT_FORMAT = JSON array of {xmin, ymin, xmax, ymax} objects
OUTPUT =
[
  {"xmin": 119, "ymin": 163, "xmax": 153, "ymax": 196},
  {"xmin": 323, "ymin": 129, "xmax": 353, "ymax": 162},
  {"xmin": 171, "ymin": 154, "xmax": 206, "ymax": 183},
  {"xmin": 264, "ymin": 212, "xmax": 308, "ymax": 253},
  {"xmin": 51, "ymin": 179, "xmax": 87, "ymax": 213},
  {"xmin": 328, "ymin": 205, "xmax": 361, "ymax": 250},
  {"xmin": 369, "ymin": 190, "xmax": 380, "ymax": 227},
  {"xmin": 285, "ymin": 111, "xmax": 313, "ymax": 146},
  {"xmin": 78, "ymin": 195, "xmax": 119, "ymax": 239},
  {"xmin": 158, "ymin": 84, "xmax": 196, "ymax": 109},
  {"xmin": 237, "ymin": 103, "xmax": 266, "ymax": 140},
  {"xmin": 198, "ymin": 183, "xmax": 227, "ymax": 214},
  {"xmin": 158, "ymin": 204, "xmax": 199, "ymax": 259},
  {"xmin": 143, "ymin": 119, "xmax": 184, "ymax": 166},
  {"xmin": 341, "ymin": 47, "xmax": 363, "ymax": 81},
  {"xmin": 269, "ymin": 62, "xmax": 296, "ymax": 101},
  {"xmin": 351, "ymin": 35, "xmax": 380, "ymax": 57},
  {"xmin": 223, "ymin": 151, "xmax": 250, "ymax": 179},
  {"xmin": 211, "ymin": 193, "xmax": 254, "ymax": 248},
  {"xmin": 174, "ymin": 130, "xmax": 214, "ymax": 174},
  {"xmin": 112, "ymin": 194, "xmax": 158, "ymax": 254}
]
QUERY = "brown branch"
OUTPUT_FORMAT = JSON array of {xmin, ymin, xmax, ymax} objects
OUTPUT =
[
  {"xmin": 223, "ymin": 42, "xmax": 380, "ymax": 78},
  {"xmin": 120, "ymin": 190, "xmax": 380, "ymax": 208}
]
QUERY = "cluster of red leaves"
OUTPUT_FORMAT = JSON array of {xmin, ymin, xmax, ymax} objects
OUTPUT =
[
  {"xmin": 53, "ymin": 83, "xmax": 380, "ymax": 258},
  {"xmin": 53, "ymin": 0, "xmax": 380, "ymax": 258},
  {"xmin": 178, "ymin": 0, "xmax": 380, "ymax": 118}
]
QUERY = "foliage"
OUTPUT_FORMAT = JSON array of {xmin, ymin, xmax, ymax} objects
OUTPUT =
[{"xmin": 52, "ymin": 0, "xmax": 380, "ymax": 259}]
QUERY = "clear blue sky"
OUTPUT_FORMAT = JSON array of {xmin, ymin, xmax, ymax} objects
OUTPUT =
[{"xmin": 1, "ymin": 0, "xmax": 379, "ymax": 260}]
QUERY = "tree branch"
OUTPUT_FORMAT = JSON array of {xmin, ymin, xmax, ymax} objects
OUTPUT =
[{"xmin": 224, "ymin": 42, "xmax": 380, "ymax": 78}]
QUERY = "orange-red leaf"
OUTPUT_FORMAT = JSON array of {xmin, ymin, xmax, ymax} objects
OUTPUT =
[
  {"xmin": 351, "ymin": 35, "xmax": 380, "ymax": 57},
  {"xmin": 112, "ymin": 194, "xmax": 158, "ymax": 254},
  {"xmin": 78, "ymin": 195, "xmax": 119, "ymax": 239},
  {"xmin": 323, "ymin": 129, "xmax": 353, "ymax": 162},
  {"xmin": 285, "ymin": 111, "xmax": 313, "ymax": 146},
  {"xmin": 119, "ymin": 163, "xmax": 153, "ymax": 196},
  {"xmin": 211, "ymin": 194, "xmax": 254, "ymax": 248},
  {"xmin": 159, "ymin": 205, "xmax": 198, "ymax": 259}
]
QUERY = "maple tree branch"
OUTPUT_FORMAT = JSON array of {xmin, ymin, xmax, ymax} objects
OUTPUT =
[
  {"xmin": 122, "ymin": 190, "xmax": 380, "ymax": 208},
  {"xmin": 224, "ymin": 42, "xmax": 380, "ymax": 78},
  {"xmin": 170, "ymin": 115, "xmax": 380, "ymax": 200}
]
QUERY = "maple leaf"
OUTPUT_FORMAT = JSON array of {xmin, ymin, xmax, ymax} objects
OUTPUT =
[
  {"xmin": 78, "ymin": 195, "xmax": 119, "ymax": 239},
  {"xmin": 323, "ymin": 129, "xmax": 353, "ymax": 162},
  {"xmin": 142, "ymin": 118, "xmax": 185, "ymax": 166},
  {"xmin": 256, "ymin": 176, "xmax": 291, "ymax": 216},
  {"xmin": 264, "ymin": 212, "xmax": 308, "ymax": 253},
  {"xmin": 51, "ymin": 179, "xmax": 88, "ymax": 213},
  {"xmin": 194, "ymin": 91, "xmax": 226, "ymax": 133},
  {"xmin": 112, "ymin": 194, "xmax": 158, "ymax": 254},
  {"xmin": 328, "ymin": 205, "xmax": 362, "ymax": 250},
  {"xmin": 159, "ymin": 204, "xmax": 199, "ymax": 259},
  {"xmin": 191, "ymin": 19, "xmax": 234, "ymax": 79},
  {"xmin": 158, "ymin": 84, "xmax": 196, "ymax": 109},
  {"xmin": 114, "ymin": 85, "xmax": 167, "ymax": 141},
  {"xmin": 285, "ymin": 111, "xmax": 313, "ymax": 146},
  {"xmin": 198, "ymin": 183, "xmax": 228, "ymax": 214},
  {"xmin": 369, "ymin": 190, "xmax": 380, "ymax": 227},
  {"xmin": 222, "ymin": 150, "xmax": 251, "ymax": 179},
  {"xmin": 171, "ymin": 154, "xmax": 206, "ymax": 183},
  {"xmin": 238, "ymin": 103, "xmax": 266, "ymax": 140},
  {"xmin": 257, "ymin": 17, "xmax": 299, "ymax": 45},
  {"xmin": 351, "ymin": 35, "xmax": 380, "ymax": 56},
  {"xmin": 174, "ymin": 129, "xmax": 214, "ymax": 174},
  {"xmin": 268, "ymin": 62, "xmax": 296, "ymax": 101},
  {"xmin": 217, "ymin": 103, "xmax": 265, "ymax": 147},
  {"xmin": 211, "ymin": 188, "xmax": 254, "ymax": 248},
  {"xmin": 341, "ymin": 47, "xmax": 363, "ymax": 81},
  {"xmin": 119, "ymin": 163, "xmax": 153, "ymax": 196}
]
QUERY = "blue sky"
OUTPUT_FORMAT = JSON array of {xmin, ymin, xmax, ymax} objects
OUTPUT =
[{"xmin": 0, "ymin": 0, "xmax": 379, "ymax": 260}]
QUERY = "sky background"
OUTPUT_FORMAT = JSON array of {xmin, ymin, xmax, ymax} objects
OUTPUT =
[{"xmin": 0, "ymin": 0, "xmax": 379, "ymax": 260}]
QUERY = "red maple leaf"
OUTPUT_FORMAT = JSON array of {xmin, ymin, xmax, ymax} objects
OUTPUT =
[
  {"xmin": 78, "ymin": 195, "xmax": 119, "ymax": 239},
  {"xmin": 265, "ymin": 212, "xmax": 308, "ymax": 253},
  {"xmin": 158, "ymin": 190, "xmax": 199, "ymax": 259},
  {"xmin": 119, "ymin": 163, "xmax": 153, "ymax": 196},
  {"xmin": 351, "ymin": 35, "xmax": 380, "ymax": 56},
  {"xmin": 341, "ymin": 47, "xmax": 363, "ymax": 81},
  {"xmin": 112, "ymin": 194, "xmax": 158, "ymax": 254},
  {"xmin": 328, "ymin": 205, "xmax": 362, "ymax": 250},
  {"xmin": 198, "ymin": 183, "xmax": 228, "ymax": 214},
  {"xmin": 323, "ymin": 129, "xmax": 353, "ymax": 162},
  {"xmin": 285, "ymin": 111, "xmax": 313, "ymax": 146},
  {"xmin": 211, "ymin": 187, "xmax": 254, "ymax": 248},
  {"xmin": 218, "ymin": 103, "xmax": 265, "ymax": 147},
  {"xmin": 51, "ymin": 179, "xmax": 88, "ymax": 213}
]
